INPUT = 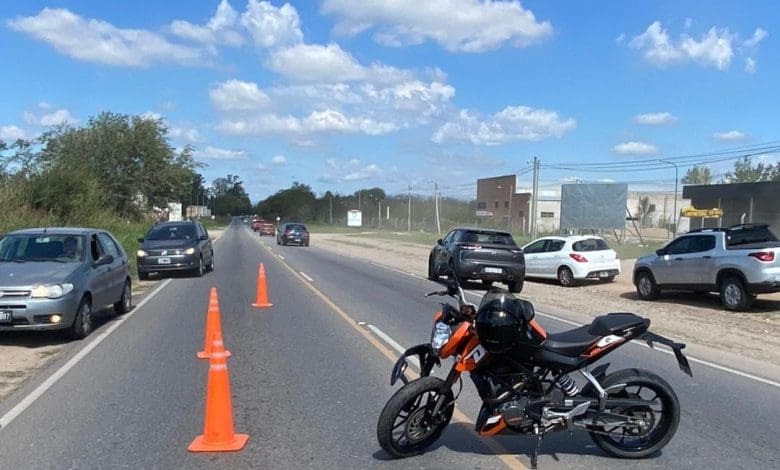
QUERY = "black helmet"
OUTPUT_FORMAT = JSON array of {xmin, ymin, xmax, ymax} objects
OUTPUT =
[{"xmin": 475, "ymin": 289, "xmax": 536, "ymax": 354}]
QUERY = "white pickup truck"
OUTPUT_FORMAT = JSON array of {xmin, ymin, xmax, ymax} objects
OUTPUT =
[{"xmin": 633, "ymin": 224, "xmax": 780, "ymax": 310}]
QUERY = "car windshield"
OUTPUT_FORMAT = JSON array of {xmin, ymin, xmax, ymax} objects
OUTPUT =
[
  {"xmin": 572, "ymin": 238, "xmax": 610, "ymax": 251},
  {"xmin": 0, "ymin": 234, "xmax": 86, "ymax": 263},
  {"xmin": 145, "ymin": 224, "xmax": 196, "ymax": 241},
  {"xmin": 463, "ymin": 231, "xmax": 515, "ymax": 245},
  {"xmin": 286, "ymin": 224, "xmax": 307, "ymax": 231}
]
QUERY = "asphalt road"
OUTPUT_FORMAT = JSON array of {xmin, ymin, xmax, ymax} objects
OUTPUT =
[{"xmin": 0, "ymin": 221, "xmax": 778, "ymax": 469}]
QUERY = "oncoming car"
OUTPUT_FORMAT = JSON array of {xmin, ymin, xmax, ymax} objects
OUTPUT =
[
  {"xmin": 276, "ymin": 223, "xmax": 310, "ymax": 246},
  {"xmin": 522, "ymin": 236, "xmax": 620, "ymax": 286},
  {"xmin": 136, "ymin": 221, "xmax": 214, "ymax": 279},
  {"xmin": 0, "ymin": 228, "xmax": 132, "ymax": 339}
]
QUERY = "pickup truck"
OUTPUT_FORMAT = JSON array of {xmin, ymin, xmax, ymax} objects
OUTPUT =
[{"xmin": 633, "ymin": 224, "xmax": 780, "ymax": 310}]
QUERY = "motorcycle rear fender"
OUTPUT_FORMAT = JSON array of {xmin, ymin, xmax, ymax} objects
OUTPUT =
[{"xmin": 390, "ymin": 344, "xmax": 441, "ymax": 386}]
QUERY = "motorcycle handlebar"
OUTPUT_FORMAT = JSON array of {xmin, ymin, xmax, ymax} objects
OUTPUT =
[{"xmin": 425, "ymin": 290, "xmax": 449, "ymax": 297}]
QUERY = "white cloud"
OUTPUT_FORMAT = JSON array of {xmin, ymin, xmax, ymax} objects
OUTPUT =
[
  {"xmin": 0, "ymin": 125, "xmax": 26, "ymax": 141},
  {"xmin": 194, "ymin": 145, "xmax": 248, "ymax": 160},
  {"xmin": 319, "ymin": 158, "xmax": 383, "ymax": 183},
  {"xmin": 612, "ymin": 141, "xmax": 658, "ymax": 155},
  {"xmin": 218, "ymin": 110, "xmax": 398, "ymax": 137},
  {"xmin": 241, "ymin": 0, "xmax": 303, "ymax": 48},
  {"xmin": 713, "ymin": 130, "xmax": 747, "ymax": 141},
  {"xmin": 321, "ymin": 0, "xmax": 553, "ymax": 53},
  {"xmin": 169, "ymin": 126, "xmax": 203, "ymax": 143},
  {"xmin": 141, "ymin": 111, "xmax": 163, "ymax": 121},
  {"xmin": 634, "ymin": 112, "xmax": 677, "ymax": 126},
  {"xmin": 598, "ymin": 178, "xmax": 616, "ymax": 183},
  {"xmin": 267, "ymin": 43, "xmax": 413, "ymax": 84},
  {"xmin": 170, "ymin": 0, "xmax": 244, "ymax": 47},
  {"xmin": 24, "ymin": 105, "xmax": 79, "ymax": 126},
  {"xmin": 629, "ymin": 21, "xmax": 737, "ymax": 70},
  {"xmin": 210, "ymin": 79, "xmax": 270, "ymax": 111},
  {"xmin": 745, "ymin": 57, "xmax": 756, "ymax": 74},
  {"xmin": 743, "ymin": 28, "xmax": 768, "ymax": 48},
  {"xmin": 271, "ymin": 155, "xmax": 287, "ymax": 165},
  {"xmin": 432, "ymin": 106, "xmax": 576, "ymax": 146},
  {"xmin": 8, "ymin": 8, "xmax": 207, "ymax": 67}
]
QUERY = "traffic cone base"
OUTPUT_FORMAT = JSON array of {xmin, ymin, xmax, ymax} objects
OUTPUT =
[{"xmin": 188, "ymin": 433, "xmax": 249, "ymax": 452}]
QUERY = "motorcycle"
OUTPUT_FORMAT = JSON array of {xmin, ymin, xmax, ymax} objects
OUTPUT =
[{"xmin": 376, "ymin": 278, "xmax": 692, "ymax": 468}]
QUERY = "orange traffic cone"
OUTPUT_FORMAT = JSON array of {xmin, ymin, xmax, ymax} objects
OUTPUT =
[
  {"xmin": 251, "ymin": 263, "xmax": 273, "ymax": 308},
  {"xmin": 188, "ymin": 338, "xmax": 249, "ymax": 452},
  {"xmin": 197, "ymin": 288, "xmax": 231, "ymax": 359}
]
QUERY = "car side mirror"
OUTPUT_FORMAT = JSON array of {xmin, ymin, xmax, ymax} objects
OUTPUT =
[
  {"xmin": 199, "ymin": 235, "xmax": 209, "ymax": 241},
  {"xmin": 437, "ymin": 239, "xmax": 443, "ymax": 246},
  {"xmin": 94, "ymin": 254, "xmax": 114, "ymax": 266},
  {"xmin": 655, "ymin": 249, "xmax": 666, "ymax": 256},
  {"xmin": 137, "ymin": 237, "xmax": 144, "ymax": 243}
]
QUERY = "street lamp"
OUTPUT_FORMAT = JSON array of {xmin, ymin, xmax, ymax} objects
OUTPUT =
[
  {"xmin": 426, "ymin": 180, "xmax": 441, "ymax": 234},
  {"xmin": 659, "ymin": 160, "xmax": 679, "ymax": 237},
  {"xmin": 497, "ymin": 183, "xmax": 514, "ymax": 232}
]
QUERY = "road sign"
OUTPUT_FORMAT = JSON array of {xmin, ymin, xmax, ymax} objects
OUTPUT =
[
  {"xmin": 476, "ymin": 210, "xmax": 494, "ymax": 217},
  {"xmin": 347, "ymin": 210, "xmax": 362, "ymax": 227},
  {"xmin": 680, "ymin": 207, "xmax": 723, "ymax": 218}
]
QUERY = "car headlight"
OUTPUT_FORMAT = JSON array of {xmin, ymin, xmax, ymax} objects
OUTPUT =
[
  {"xmin": 431, "ymin": 321, "xmax": 451, "ymax": 355},
  {"xmin": 137, "ymin": 250, "xmax": 148, "ymax": 257},
  {"xmin": 184, "ymin": 247, "xmax": 196, "ymax": 255},
  {"xmin": 30, "ymin": 283, "xmax": 75, "ymax": 299}
]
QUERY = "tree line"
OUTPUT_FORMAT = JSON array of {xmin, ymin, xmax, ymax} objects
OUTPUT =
[{"xmin": 682, "ymin": 157, "xmax": 780, "ymax": 184}]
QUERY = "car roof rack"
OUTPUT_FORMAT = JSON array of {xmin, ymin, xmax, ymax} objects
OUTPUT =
[{"xmin": 687, "ymin": 227, "xmax": 728, "ymax": 233}]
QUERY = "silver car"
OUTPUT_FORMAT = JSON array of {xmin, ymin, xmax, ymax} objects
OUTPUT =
[{"xmin": 0, "ymin": 228, "xmax": 132, "ymax": 338}]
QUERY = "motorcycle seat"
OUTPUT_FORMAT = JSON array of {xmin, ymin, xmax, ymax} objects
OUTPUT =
[
  {"xmin": 541, "ymin": 325, "xmax": 599, "ymax": 357},
  {"xmin": 588, "ymin": 313, "xmax": 648, "ymax": 337}
]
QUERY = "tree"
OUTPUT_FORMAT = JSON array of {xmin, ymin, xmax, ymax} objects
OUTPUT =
[
  {"xmin": 722, "ymin": 156, "xmax": 775, "ymax": 183},
  {"xmin": 637, "ymin": 196, "xmax": 652, "ymax": 228},
  {"xmin": 682, "ymin": 165, "xmax": 713, "ymax": 185},
  {"xmin": 211, "ymin": 174, "xmax": 251, "ymax": 215}
]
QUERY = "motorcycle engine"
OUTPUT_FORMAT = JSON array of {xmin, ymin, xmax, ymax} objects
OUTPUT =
[{"xmin": 498, "ymin": 398, "xmax": 530, "ymax": 427}]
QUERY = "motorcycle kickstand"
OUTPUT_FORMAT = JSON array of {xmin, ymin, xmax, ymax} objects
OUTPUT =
[{"xmin": 530, "ymin": 425, "xmax": 544, "ymax": 469}]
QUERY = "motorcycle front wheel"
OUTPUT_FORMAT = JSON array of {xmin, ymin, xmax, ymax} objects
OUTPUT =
[{"xmin": 377, "ymin": 376, "xmax": 454, "ymax": 458}]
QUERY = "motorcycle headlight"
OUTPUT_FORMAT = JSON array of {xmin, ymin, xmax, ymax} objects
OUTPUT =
[
  {"xmin": 184, "ymin": 247, "xmax": 196, "ymax": 255},
  {"xmin": 30, "ymin": 283, "xmax": 74, "ymax": 299},
  {"xmin": 137, "ymin": 250, "xmax": 148, "ymax": 257},
  {"xmin": 431, "ymin": 321, "xmax": 451, "ymax": 355}
]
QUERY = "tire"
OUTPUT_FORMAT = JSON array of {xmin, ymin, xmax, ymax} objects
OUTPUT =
[
  {"xmin": 427, "ymin": 255, "xmax": 439, "ymax": 281},
  {"xmin": 377, "ymin": 376, "xmax": 455, "ymax": 458},
  {"xmin": 193, "ymin": 256, "xmax": 204, "ymax": 277},
  {"xmin": 557, "ymin": 266, "xmax": 575, "ymax": 287},
  {"xmin": 114, "ymin": 279, "xmax": 132, "ymax": 314},
  {"xmin": 69, "ymin": 297, "xmax": 93, "ymax": 340},
  {"xmin": 589, "ymin": 368, "xmax": 680, "ymax": 459},
  {"xmin": 508, "ymin": 279, "xmax": 523, "ymax": 293},
  {"xmin": 481, "ymin": 280, "xmax": 493, "ymax": 288},
  {"xmin": 304, "ymin": 240, "xmax": 310, "ymax": 247},
  {"xmin": 138, "ymin": 271, "xmax": 150, "ymax": 281},
  {"xmin": 207, "ymin": 253, "xmax": 215, "ymax": 272},
  {"xmin": 602, "ymin": 275, "xmax": 616, "ymax": 283},
  {"xmin": 719, "ymin": 275, "xmax": 753, "ymax": 311},
  {"xmin": 635, "ymin": 270, "xmax": 660, "ymax": 300}
]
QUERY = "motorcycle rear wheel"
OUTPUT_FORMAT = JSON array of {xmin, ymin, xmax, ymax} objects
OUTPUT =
[
  {"xmin": 588, "ymin": 368, "xmax": 680, "ymax": 459},
  {"xmin": 377, "ymin": 376, "xmax": 454, "ymax": 458}
]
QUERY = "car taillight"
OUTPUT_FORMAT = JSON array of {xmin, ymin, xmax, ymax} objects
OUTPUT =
[
  {"xmin": 462, "ymin": 244, "xmax": 481, "ymax": 250},
  {"xmin": 749, "ymin": 251, "xmax": 775, "ymax": 262},
  {"xmin": 570, "ymin": 253, "xmax": 588, "ymax": 263}
]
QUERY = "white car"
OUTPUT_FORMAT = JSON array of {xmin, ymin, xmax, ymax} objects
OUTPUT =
[{"xmin": 522, "ymin": 236, "xmax": 621, "ymax": 286}]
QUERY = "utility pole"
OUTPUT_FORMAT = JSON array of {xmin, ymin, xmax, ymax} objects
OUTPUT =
[
  {"xmin": 407, "ymin": 184, "xmax": 412, "ymax": 232},
  {"xmin": 508, "ymin": 182, "xmax": 514, "ymax": 233},
  {"xmin": 530, "ymin": 156, "xmax": 540, "ymax": 239},
  {"xmin": 660, "ymin": 160, "xmax": 679, "ymax": 237},
  {"xmin": 378, "ymin": 200, "xmax": 382, "ymax": 228},
  {"xmin": 434, "ymin": 182, "xmax": 441, "ymax": 235},
  {"xmin": 329, "ymin": 195, "xmax": 333, "ymax": 225},
  {"xmin": 358, "ymin": 190, "xmax": 361, "ymax": 210}
]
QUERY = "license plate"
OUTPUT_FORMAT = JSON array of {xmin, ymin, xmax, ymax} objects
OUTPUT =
[
  {"xmin": 0, "ymin": 311, "xmax": 12, "ymax": 323},
  {"xmin": 599, "ymin": 271, "xmax": 610, "ymax": 278},
  {"xmin": 484, "ymin": 267, "xmax": 502, "ymax": 274},
  {"xmin": 158, "ymin": 257, "xmax": 171, "ymax": 264},
  {"xmin": 294, "ymin": 239, "xmax": 301, "ymax": 242}
]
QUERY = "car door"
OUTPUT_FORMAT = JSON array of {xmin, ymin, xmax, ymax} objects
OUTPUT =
[
  {"xmin": 655, "ymin": 236, "xmax": 704, "ymax": 285},
  {"xmin": 97, "ymin": 232, "xmax": 125, "ymax": 304},
  {"xmin": 522, "ymin": 239, "xmax": 548, "ymax": 277},
  {"xmin": 682, "ymin": 235, "xmax": 717, "ymax": 286},
  {"xmin": 87, "ymin": 233, "xmax": 111, "ymax": 307},
  {"xmin": 542, "ymin": 239, "xmax": 566, "ymax": 277}
]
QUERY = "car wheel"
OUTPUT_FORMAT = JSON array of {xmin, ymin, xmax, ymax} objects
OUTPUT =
[
  {"xmin": 481, "ymin": 280, "xmax": 493, "ymax": 288},
  {"xmin": 557, "ymin": 266, "xmax": 575, "ymax": 287},
  {"xmin": 304, "ymin": 240, "xmax": 310, "ymax": 247},
  {"xmin": 69, "ymin": 297, "xmax": 93, "ymax": 340},
  {"xmin": 194, "ymin": 256, "xmax": 204, "ymax": 277},
  {"xmin": 719, "ymin": 276, "xmax": 752, "ymax": 311},
  {"xmin": 207, "ymin": 253, "xmax": 215, "ymax": 272},
  {"xmin": 508, "ymin": 279, "xmax": 523, "ymax": 293},
  {"xmin": 602, "ymin": 275, "xmax": 616, "ymax": 283},
  {"xmin": 138, "ymin": 271, "xmax": 149, "ymax": 281},
  {"xmin": 427, "ymin": 255, "xmax": 439, "ymax": 281},
  {"xmin": 114, "ymin": 279, "xmax": 132, "ymax": 314},
  {"xmin": 636, "ymin": 270, "xmax": 660, "ymax": 300}
]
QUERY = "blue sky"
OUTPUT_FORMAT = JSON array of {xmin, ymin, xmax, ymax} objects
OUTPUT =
[{"xmin": 1, "ymin": 1, "xmax": 778, "ymax": 202}]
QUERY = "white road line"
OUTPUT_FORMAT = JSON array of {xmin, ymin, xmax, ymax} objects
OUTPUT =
[
  {"xmin": 277, "ymin": 255, "xmax": 285, "ymax": 260},
  {"xmin": 366, "ymin": 324, "xmax": 419, "ymax": 369},
  {"xmin": 0, "ymin": 278, "xmax": 173, "ymax": 430},
  {"xmin": 299, "ymin": 272, "xmax": 314, "ymax": 282},
  {"xmin": 360, "ymin": 259, "xmax": 418, "ymax": 278}
]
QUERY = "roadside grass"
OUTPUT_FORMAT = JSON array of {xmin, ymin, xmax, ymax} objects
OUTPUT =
[{"xmin": 614, "ymin": 242, "xmax": 665, "ymax": 260}]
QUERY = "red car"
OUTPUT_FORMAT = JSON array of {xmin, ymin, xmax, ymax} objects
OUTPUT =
[
  {"xmin": 259, "ymin": 223, "xmax": 276, "ymax": 236},
  {"xmin": 251, "ymin": 219, "xmax": 263, "ymax": 231}
]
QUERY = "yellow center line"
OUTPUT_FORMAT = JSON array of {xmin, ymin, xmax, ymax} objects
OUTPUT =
[{"xmin": 256, "ymin": 239, "xmax": 529, "ymax": 470}]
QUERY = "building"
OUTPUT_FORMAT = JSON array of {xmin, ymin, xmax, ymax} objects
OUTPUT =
[
  {"xmin": 627, "ymin": 190, "xmax": 690, "ymax": 233},
  {"xmin": 682, "ymin": 181, "xmax": 780, "ymax": 232},
  {"xmin": 476, "ymin": 175, "xmax": 524, "ymax": 232}
]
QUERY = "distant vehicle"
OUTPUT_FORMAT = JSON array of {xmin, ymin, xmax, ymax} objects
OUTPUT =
[
  {"xmin": 428, "ymin": 227, "xmax": 525, "ymax": 293},
  {"xmin": 277, "ymin": 223, "xmax": 310, "ymax": 246},
  {"xmin": 136, "ymin": 221, "xmax": 214, "ymax": 280},
  {"xmin": 523, "ymin": 236, "xmax": 620, "ymax": 286},
  {"xmin": 0, "ymin": 228, "xmax": 132, "ymax": 339},
  {"xmin": 633, "ymin": 223, "xmax": 780, "ymax": 310},
  {"xmin": 259, "ymin": 222, "xmax": 276, "ymax": 237},
  {"xmin": 251, "ymin": 218, "xmax": 264, "ymax": 231}
]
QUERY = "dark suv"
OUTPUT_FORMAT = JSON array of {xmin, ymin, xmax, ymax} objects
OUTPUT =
[
  {"xmin": 428, "ymin": 227, "xmax": 525, "ymax": 292},
  {"xmin": 136, "ymin": 221, "xmax": 214, "ymax": 279},
  {"xmin": 277, "ymin": 223, "xmax": 310, "ymax": 246}
]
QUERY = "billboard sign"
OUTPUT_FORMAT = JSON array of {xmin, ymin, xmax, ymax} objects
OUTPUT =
[
  {"xmin": 560, "ymin": 183, "xmax": 628, "ymax": 230},
  {"xmin": 347, "ymin": 210, "xmax": 362, "ymax": 227},
  {"xmin": 476, "ymin": 210, "xmax": 494, "ymax": 217}
]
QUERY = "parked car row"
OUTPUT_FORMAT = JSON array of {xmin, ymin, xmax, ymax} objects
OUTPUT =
[
  {"xmin": 0, "ymin": 220, "xmax": 216, "ymax": 339},
  {"xmin": 428, "ymin": 223, "xmax": 779, "ymax": 311}
]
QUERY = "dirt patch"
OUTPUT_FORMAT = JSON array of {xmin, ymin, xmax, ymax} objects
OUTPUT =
[{"xmin": 314, "ymin": 232, "xmax": 780, "ymax": 369}]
